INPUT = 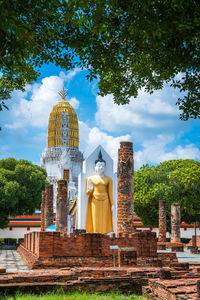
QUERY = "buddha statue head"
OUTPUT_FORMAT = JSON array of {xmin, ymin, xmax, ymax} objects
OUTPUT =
[{"xmin": 95, "ymin": 151, "xmax": 106, "ymax": 176}]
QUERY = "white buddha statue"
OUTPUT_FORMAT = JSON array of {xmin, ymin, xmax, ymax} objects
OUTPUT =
[{"xmin": 86, "ymin": 151, "xmax": 113, "ymax": 234}]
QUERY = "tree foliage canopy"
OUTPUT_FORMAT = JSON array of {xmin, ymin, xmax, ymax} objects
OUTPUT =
[
  {"xmin": 0, "ymin": 158, "xmax": 47, "ymax": 228},
  {"xmin": 134, "ymin": 159, "xmax": 200, "ymax": 227},
  {"xmin": 0, "ymin": 0, "xmax": 70, "ymax": 112},
  {"xmin": 0, "ymin": 0, "xmax": 199, "ymax": 120}
]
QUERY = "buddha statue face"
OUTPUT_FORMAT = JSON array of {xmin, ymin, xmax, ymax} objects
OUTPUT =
[{"xmin": 95, "ymin": 161, "xmax": 106, "ymax": 176}]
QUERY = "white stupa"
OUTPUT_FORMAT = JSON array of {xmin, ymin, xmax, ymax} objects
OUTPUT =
[{"xmin": 40, "ymin": 88, "xmax": 83, "ymax": 210}]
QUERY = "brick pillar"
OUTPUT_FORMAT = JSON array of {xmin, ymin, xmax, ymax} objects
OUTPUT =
[
  {"xmin": 31, "ymin": 232, "xmax": 36, "ymax": 253},
  {"xmin": 158, "ymin": 200, "xmax": 166, "ymax": 242},
  {"xmin": 24, "ymin": 234, "xmax": 27, "ymax": 248},
  {"xmin": 56, "ymin": 180, "xmax": 69, "ymax": 234},
  {"xmin": 28, "ymin": 234, "xmax": 31, "ymax": 251},
  {"xmin": 44, "ymin": 184, "xmax": 54, "ymax": 230},
  {"xmin": 171, "ymin": 204, "xmax": 181, "ymax": 243},
  {"xmin": 117, "ymin": 141, "xmax": 134, "ymax": 233},
  {"xmin": 40, "ymin": 191, "xmax": 45, "ymax": 231},
  {"xmin": 197, "ymin": 280, "xmax": 200, "ymax": 297}
]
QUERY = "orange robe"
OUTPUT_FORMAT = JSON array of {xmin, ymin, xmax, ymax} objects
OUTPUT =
[{"xmin": 86, "ymin": 175, "xmax": 113, "ymax": 234}]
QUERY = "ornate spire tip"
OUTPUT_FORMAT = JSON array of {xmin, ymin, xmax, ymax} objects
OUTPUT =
[{"xmin": 58, "ymin": 88, "xmax": 68, "ymax": 100}]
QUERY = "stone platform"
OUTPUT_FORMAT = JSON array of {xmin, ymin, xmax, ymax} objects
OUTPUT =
[
  {"xmin": 1, "ymin": 249, "xmax": 200, "ymax": 299},
  {"xmin": 0, "ymin": 265, "xmax": 200, "ymax": 299},
  {"xmin": 2, "ymin": 232, "xmax": 200, "ymax": 299},
  {"xmin": 18, "ymin": 231, "xmax": 157, "ymax": 269},
  {"xmin": 0, "ymin": 266, "xmax": 156, "ymax": 295}
]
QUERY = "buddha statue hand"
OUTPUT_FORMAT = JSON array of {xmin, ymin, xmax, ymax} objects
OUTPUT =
[{"xmin": 89, "ymin": 181, "xmax": 94, "ymax": 191}]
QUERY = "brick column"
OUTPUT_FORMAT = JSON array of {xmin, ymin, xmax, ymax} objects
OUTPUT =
[
  {"xmin": 158, "ymin": 200, "xmax": 166, "ymax": 242},
  {"xmin": 56, "ymin": 180, "xmax": 69, "ymax": 234},
  {"xmin": 117, "ymin": 141, "xmax": 134, "ymax": 233},
  {"xmin": 171, "ymin": 203, "xmax": 181, "ymax": 243},
  {"xmin": 28, "ymin": 234, "xmax": 31, "ymax": 251},
  {"xmin": 24, "ymin": 234, "xmax": 27, "ymax": 248},
  {"xmin": 44, "ymin": 184, "xmax": 54, "ymax": 230},
  {"xmin": 40, "ymin": 191, "xmax": 45, "ymax": 231},
  {"xmin": 31, "ymin": 232, "xmax": 36, "ymax": 253},
  {"xmin": 197, "ymin": 280, "xmax": 200, "ymax": 297}
]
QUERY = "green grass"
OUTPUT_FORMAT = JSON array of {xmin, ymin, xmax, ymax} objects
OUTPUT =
[{"xmin": 3, "ymin": 291, "xmax": 147, "ymax": 300}]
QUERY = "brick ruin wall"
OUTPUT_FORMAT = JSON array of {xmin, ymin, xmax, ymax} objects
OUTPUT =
[{"xmin": 18, "ymin": 231, "xmax": 157, "ymax": 269}]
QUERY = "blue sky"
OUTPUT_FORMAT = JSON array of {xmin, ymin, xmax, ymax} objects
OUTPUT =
[{"xmin": 0, "ymin": 64, "xmax": 199, "ymax": 171}]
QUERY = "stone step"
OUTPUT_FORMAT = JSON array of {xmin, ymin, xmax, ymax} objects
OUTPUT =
[{"xmin": 143, "ymin": 277, "xmax": 200, "ymax": 300}]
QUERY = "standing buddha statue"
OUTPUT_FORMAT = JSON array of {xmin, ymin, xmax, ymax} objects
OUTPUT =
[{"xmin": 86, "ymin": 151, "xmax": 113, "ymax": 234}]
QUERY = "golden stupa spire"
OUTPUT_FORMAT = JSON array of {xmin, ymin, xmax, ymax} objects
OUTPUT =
[
  {"xmin": 58, "ymin": 87, "xmax": 68, "ymax": 100},
  {"xmin": 48, "ymin": 87, "xmax": 79, "ymax": 148}
]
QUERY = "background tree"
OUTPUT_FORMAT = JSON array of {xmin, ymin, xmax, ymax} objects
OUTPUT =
[
  {"xmin": 0, "ymin": 158, "xmax": 47, "ymax": 228},
  {"xmin": 0, "ymin": 0, "xmax": 73, "ymax": 113},
  {"xmin": 0, "ymin": 0, "xmax": 199, "ymax": 120},
  {"xmin": 69, "ymin": 0, "xmax": 200, "ymax": 120},
  {"xmin": 134, "ymin": 159, "xmax": 200, "ymax": 227}
]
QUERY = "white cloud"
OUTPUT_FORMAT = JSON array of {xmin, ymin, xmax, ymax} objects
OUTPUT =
[
  {"xmin": 94, "ymin": 82, "xmax": 200, "ymax": 170},
  {"xmin": 161, "ymin": 145, "xmax": 200, "ymax": 161},
  {"xmin": 174, "ymin": 72, "xmax": 185, "ymax": 82},
  {"xmin": 69, "ymin": 97, "xmax": 80, "ymax": 109},
  {"xmin": 79, "ymin": 121, "xmax": 199, "ymax": 172},
  {"xmin": 134, "ymin": 134, "xmax": 200, "ymax": 169},
  {"xmin": 2, "ymin": 70, "xmax": 199, "ymax": 171},
  {"xmin": 5, "ymin": 73, "xmax": 80, "ymax": 130},
  {"xmin": 60, "ymin": 68, "xmax": 82, "ymax": 82},
  {"xmin": 95, "ymin": 86, "xmax": 182, "ymax": 137},
  {"xmin": 79, "ymin": 121, "xmax": 131, "ymax": 171}
]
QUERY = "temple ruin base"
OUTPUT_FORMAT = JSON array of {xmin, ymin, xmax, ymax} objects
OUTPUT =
[{"xmin": 18, "ymin": 230, "xmax": 157, "ymax": 269}]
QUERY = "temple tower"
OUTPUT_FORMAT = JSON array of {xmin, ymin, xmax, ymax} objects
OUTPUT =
[{"xmin": 40, "ymin": 88, "xmax": 83, "ymax": 210}]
